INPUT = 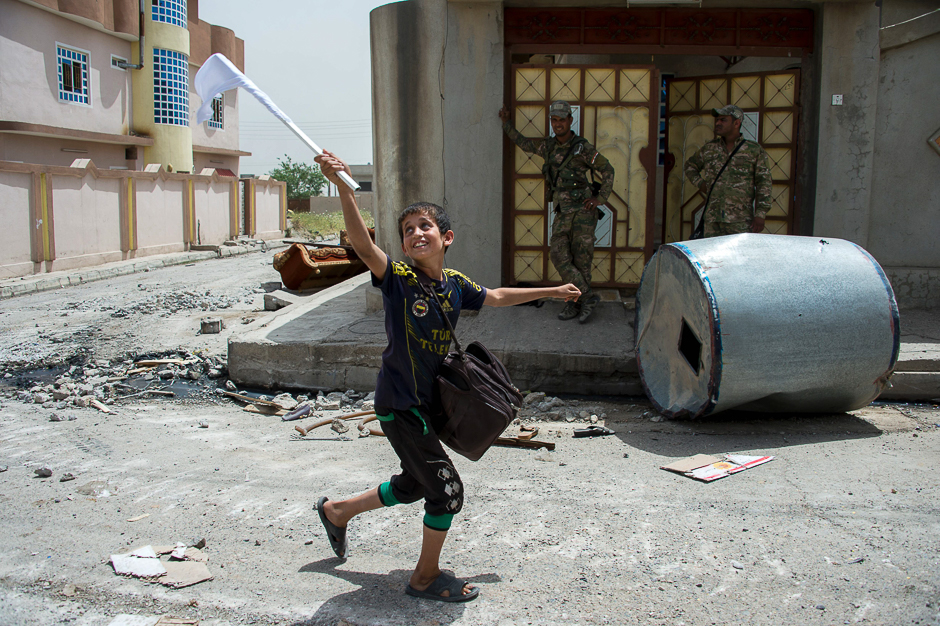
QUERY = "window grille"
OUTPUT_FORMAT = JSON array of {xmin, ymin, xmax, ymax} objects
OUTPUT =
[
  {"xmin": 153, "ymin": 48, "xmax": 189, "ymax": 126},
  {"xmin": 57, "ymin": 46, "xmax": 89, "ymax": 105},
  {"xmin": 151, "ymin": 0, "xmax": 187, "ymax": 28},
  {"xmin": 208, "ymin": 95, "xmax": 223, "ymax": 129}
]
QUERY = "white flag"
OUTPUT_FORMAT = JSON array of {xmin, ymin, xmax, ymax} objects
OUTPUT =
[{"xmin": 194, "ymin": 53, "xmax": 359, "ymax": 190}]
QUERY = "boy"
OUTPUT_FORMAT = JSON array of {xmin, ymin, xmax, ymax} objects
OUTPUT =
[{"xmin": 313, "ymin": 151, "xmax": 580, "ymax": 603}]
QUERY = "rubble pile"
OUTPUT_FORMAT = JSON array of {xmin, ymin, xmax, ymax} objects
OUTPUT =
[
  {"xmin": 105, "ymin": 288, "xmax": 250, "ymax": 318},
  {"xmin": 517, "ymin": 391, "xmax": 606, "ymax": 424},
  {"xmin": 220, "ymin": 384, "xmax": 375, "ymax": 416},
  {"xmin": 0, "ymin": 351, "xmax": 229, "ymax": 410}
]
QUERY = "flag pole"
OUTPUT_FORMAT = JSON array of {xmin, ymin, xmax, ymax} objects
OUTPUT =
[{"xmin": 194, "ymin": 54, "xmax": 359, "ymax": 191}]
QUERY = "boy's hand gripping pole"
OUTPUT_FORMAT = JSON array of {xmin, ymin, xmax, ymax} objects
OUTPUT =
[{"xmin": 194, "ymin": 53, "xmax": 359, "ymax": 191}]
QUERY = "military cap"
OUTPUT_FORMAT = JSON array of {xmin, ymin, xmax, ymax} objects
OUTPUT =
[
  {"xmin": 711, "ymin": 104, "xmax": 744, "ymax": 120},
  {"xmin": 549, "ymin": 100, "xmax": 573, "ymax": 118}
]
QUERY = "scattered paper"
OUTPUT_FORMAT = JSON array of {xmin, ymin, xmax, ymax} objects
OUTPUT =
[
  {"xmin": 111, "ymin": 547, "xmax": 167, "ymax": 578},
  {"xmin": 662, "ymin": 454, "xmax": 774, "ymax": 482}
]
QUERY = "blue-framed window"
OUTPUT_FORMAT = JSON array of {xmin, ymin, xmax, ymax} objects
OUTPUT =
[
  {"xmin": 57, "ymin": 45, "xmax": 90, "ymax": 105},
  {"xmin": 208, "ymin": 95, "xmax": 223, "ymax": 129},
  {"xmin": 153, "ymin": 48, "xmax": 189, "ymax": 126},
  {"xmin": 151, "ymin": 0, "xmax": 187, "ymax": 28}
]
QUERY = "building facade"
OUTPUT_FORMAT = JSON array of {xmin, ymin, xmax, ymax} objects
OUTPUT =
[
  {"xmin": 370, "ymin": 0, "xmax": 940, "ymax": 309},
  {"xmin": 0, "ymin": 0, "xmax": 249, "ymax": 174},
  {"xmin": 0, "ymin": 0, "xmax": 287, "ymax": 280}
]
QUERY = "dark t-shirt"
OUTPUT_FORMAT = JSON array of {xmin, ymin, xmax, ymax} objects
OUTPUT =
[{"xmin": 372, "ymin": 255, "xmax": 487, "ymax": 411}]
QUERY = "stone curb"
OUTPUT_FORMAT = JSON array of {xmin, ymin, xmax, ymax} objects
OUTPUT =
[{"xmin": 0, "ymin": 241, "xmax": 284, "ymax": 300}]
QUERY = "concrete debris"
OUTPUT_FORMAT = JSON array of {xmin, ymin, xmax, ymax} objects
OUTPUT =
[
  {"xmin": 271, "ymin": 393, "xmax": 298, "ymax": 410},
  {"xmin": 49, "ymin": 413, "xmax": 77, "ymax": 422},
  {"xmin": 34, "ymin": 467, "xmax": 53, "ymax": 477},
  {"xmin": 0, "ymin": 466, "xmax": 7, "ymax": 472},
  {"xmin": 198, "ymin": 419, "xmax": 209, "ymax": 428},
  {"xmin": 111, "ymin": 542, "xmax": 213, "ymax": 588},
  {"xmin": 200, "ymin": 318, "xmax": 222, "ymax": 334},
  {"xmin": 59, "ymin": 473, "xmax": 76, "ymax": 482},
  {"xmin": 331, "ymin": 419, "xmax": 350, "ymax": 434}
]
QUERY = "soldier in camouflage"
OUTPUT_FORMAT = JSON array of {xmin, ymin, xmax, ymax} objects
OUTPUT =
[
  {"xmin": 499, "ymin": 100, "xmax": 615, "ymax": 323},
  {"xmin": 684, "ymin": 104, "xmax": 773, "ymax": 238}
]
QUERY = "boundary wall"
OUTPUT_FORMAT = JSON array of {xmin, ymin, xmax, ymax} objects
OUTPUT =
[{"xmin": 0, "ymin": 159, "xmax": 285, "ymax": 279}]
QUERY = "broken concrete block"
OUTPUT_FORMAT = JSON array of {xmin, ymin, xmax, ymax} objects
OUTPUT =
[
  {"xmin": 263, "ymin": 289, "xmax": 300, "ymax": 311},
  {"xmin": 200, "ymin": 318, "xmax": 222, "ymax": 334}
]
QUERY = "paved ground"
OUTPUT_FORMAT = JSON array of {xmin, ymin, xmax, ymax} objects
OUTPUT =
[{"xmin": 1, "ymin": 249, "xmax": 938, "ymax": 626}]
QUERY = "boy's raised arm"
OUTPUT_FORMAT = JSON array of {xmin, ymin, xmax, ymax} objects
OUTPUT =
[{"xmin": 315, "ymin": 151, "xmax": 388, "ymax": 281}]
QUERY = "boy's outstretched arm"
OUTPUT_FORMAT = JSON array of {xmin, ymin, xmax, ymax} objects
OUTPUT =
[
  {"xmin": 484, "ymin": 284, "xmax": 580, "ymax": 308},
  {"xmin": 315, "ymin": 151, "xmax": 388, "ymax": 281}
]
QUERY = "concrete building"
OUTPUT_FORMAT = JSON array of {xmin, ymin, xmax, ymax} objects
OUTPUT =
[
  {"xmin": 0, "ymin": 0, "xmax": 286, "ymax": 280},
  {"xmin": 0, "ymin": 0, "xmax": 249, "ymax": 174},
  {"xmin": 370, "ymin": 0, "xmax": 940, "ymax": 309}
]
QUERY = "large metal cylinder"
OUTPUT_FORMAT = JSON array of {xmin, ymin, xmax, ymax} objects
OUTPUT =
[{"xmin": 635, "ymin": 234, "xmax": 900, "ymax": 418}]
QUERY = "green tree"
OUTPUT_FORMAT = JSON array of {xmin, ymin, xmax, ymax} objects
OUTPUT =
[{"xmin": 268, "ymin": 154, "xmax": 327, "ymax": 199}]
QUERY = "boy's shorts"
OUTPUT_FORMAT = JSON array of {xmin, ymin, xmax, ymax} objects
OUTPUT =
[{"xmin": 375, "ymin": 405, "xmax": 464, "ymax": 518}]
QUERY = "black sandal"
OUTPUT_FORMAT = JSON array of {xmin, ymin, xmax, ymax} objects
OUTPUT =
[
  {"xmin": 405, "ymin": 571, "xmax": 480, "ymax": 603},
  {"xmin": 316, "ymin": 496, "xmax": 347, "ymax": 558}
]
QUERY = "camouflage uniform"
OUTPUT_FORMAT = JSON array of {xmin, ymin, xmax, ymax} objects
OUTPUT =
[
  {"xmin": 502, "ymin": 121, "xmax": 615, "ymax": 300},
  {"xmin": 684, "ymin": 137, "xmax": 772, "ymax": 238}
]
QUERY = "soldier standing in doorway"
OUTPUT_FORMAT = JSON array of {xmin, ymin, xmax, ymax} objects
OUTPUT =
[
  {"xmin": 499, "ymin": 100, "xmax": 615, "ymax": 323},
  {"xmin": 684, "ymin": 104, "xmax": 773, "ymax": 238}
]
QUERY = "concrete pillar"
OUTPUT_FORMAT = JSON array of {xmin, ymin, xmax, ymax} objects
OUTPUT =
[
  {"xmin": 370, "ymin": 0, "xmax": 447, "ymax": 260},
  {"xmin": 812, "ymin": 1, "xmax": 881, "ymax": 246},
  {"xmin": 442, "ymin": 2, "xmax": 504, "ymax": 288},
  {"xmin": 371, "ymin": 1, "xmax": 505, "ymax": 287}
]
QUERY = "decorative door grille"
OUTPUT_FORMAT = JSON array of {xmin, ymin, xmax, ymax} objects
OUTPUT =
[
  {"xmin": 663, "ymin": 70, "xmax": 801, "ymax": 242},
  {"xmin": 505, "ymin": 64, "xmax": 658, "ymax": 289}
]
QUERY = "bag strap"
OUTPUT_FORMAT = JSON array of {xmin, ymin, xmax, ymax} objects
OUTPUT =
[
  {"xmin": 694, "ymin": 138, "xmax": 747, "ymax": 239},
  {"xmin": 704, "ymin": 138, "xmax": 746, "ymax": 209},
  {"xmin": 545, "ymin": 136, "xmax": 586, "ymax": 198},
  {"xmin": 414, "ymin": 270, "xmax": 464, "ymax": 357}
]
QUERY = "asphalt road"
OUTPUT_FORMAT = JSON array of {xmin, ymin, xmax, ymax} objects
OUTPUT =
[{"xmin": 0, "ymin": 251, "xmax": 938, "ymax": 626}]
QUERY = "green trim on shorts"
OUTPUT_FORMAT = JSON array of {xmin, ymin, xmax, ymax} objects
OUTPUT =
[
  {"xmin": 378, "ymin": 481, "xmax": 400, "ymax": 506},
  {"xmin": 423, "ymin": 513, "xmax": 454, "ymax": 531},
  {"xmin": 376, "ymin": 412, "xmax": 395, "ymax": 422}
]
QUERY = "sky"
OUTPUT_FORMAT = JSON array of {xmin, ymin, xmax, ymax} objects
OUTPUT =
[{"xmin": 197, "ymin": 0, "xmax": 389, "ymax": 175}]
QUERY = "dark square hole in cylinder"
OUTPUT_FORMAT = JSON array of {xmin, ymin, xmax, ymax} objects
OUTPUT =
[{"xmin": 678, "ymin": 318, "xmax": 702, "ymax": 375}]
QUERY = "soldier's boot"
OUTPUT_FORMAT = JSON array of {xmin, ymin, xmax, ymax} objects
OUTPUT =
[
  {"xmin": 578, "ymin": 295, "xmax": 600, "ymax": 324},
  {"xmin": 558, "ymin": 301, "xmax": 581, "ymax": 321}
]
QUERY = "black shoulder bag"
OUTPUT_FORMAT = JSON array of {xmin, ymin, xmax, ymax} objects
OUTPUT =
[
  {"xmin": 416, "ymin": 273, "xmax": 523, "ymax": 461},
  {"xmin": 691, "ymin": 139, "xmax": 746, "ymax": 240}
]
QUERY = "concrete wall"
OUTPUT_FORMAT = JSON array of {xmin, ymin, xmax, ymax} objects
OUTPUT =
[
  {"xmin": 868, "ymin": 8, "xmax": 940, "ymax": 308},
  {"xmin": 0, "ymin": 133, "xmax": 136, "ymax": 170},
  {"xmin": 307, "ymin": 193, "xmax": 374, "ymax": 215},
  {"xmin": 193, "ymin": 178, "xmax": 235, "ymax": 246},
  {"xmin": 0, "ymin": 0, "xmax": 133, "ymax": 135},
  {"xmin": 0, "ymin": 159, "xmax": 284, "ymax": 278},
  {"xmin": 0, "ymin": 170, "xmax": 34, "ymax": 277},
  {"xmin": 254, "ymin": 182, "xmax": 283, "ymax": 239},
  {"xmin": 811, "ymin": 1, "xmax": 881, "ymax": 245}
]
